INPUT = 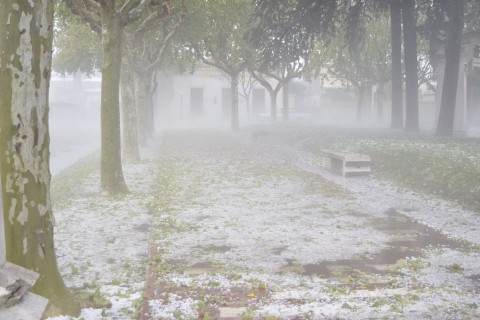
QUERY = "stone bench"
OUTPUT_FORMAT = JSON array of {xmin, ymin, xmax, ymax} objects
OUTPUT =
[
  {"xmin": 321, "ymin": 150, "xmax": 371, "ymax": 177},
  {"xmin": 0, "ymin": 262, "xmax": 48, "ymax": 319}
]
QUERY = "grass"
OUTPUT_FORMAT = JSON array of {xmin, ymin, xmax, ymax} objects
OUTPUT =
[
  {"xmin": 267, "ymin": 125, "xmax": 480, "ymax": 213},
  {"xmin": 355, "ymin": 143, "xmax": 480, "ymax": 213},
  {"xmin": 50, "ymin": 152, "xmax": 100, "ymax": 210}
]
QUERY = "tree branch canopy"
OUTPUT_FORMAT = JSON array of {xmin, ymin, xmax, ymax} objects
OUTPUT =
[
  {"xmin": 84, "ymin": 0, "xmax": 101, "ymax": 11},
  {"xmin": 120, "ymin": 0, "xmax": 143, "ymax": 15},
  {"xmin": 143, "ymin": 16, "xmax": 184, "ymax": 72},
  {"xmin": 64, "ymin": 0, "xmax": 102, "ymax": 32}
]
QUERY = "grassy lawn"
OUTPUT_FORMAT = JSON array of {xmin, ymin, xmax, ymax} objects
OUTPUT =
[{"xmin": 267, "ymin": 125, "xmax": 480, "ymax": 213}]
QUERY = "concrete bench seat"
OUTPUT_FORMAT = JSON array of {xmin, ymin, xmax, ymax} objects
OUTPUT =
[
  {"xmin": 321, "ymin": 150, "xmax": 371, "ymax": 177},
  {"xmin": 0, "ymin": 262, "xmax": 48, "ymax": 319}
]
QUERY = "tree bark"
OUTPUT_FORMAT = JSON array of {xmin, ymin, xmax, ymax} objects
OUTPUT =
[
  {"xmin": 251, "ymin": 72, "xmax": 281, "ymax": 122},
  {"xmin": 377, "ymin": 83, "xmax": 385, "ymax": 122},
  {"xmin": 390, "ymin": 0, "xmax": 404, "ymax": 129},
  {"xmin": 268, "ymin": 89, "xmax": 278, "ymax": 122},
  {"xmin": 436, "ymin": 0, "xmax": 465, "ymax": 136},
  {"xmin": 231, "ymin": 73, "xmax": 240, "ymax": 131},
  {"xmin": 356, "ymin": 86, "xmax": 365, "ymax": 120},
  {"xmin": 134, "ymin": 73, "xmax": 153, "ymax": 145},
  {"xmin": 282, "ymin": 81, "xmax": 290, "ymax": 122},
  {"xmin": 100, "ymin": 5, "xmax": 128, "ymax": 194},
  {"xmin": 148, "ymin": 73, "xmax": 157, "ymax": 137},
  {"xmin": 121, "ymin": 55, "xmax": 140, "ymax": 163},
  {"xmin": 245, "ymin": 98, "xmax": 251, "ymax": 121},
  {"xmin": 0, "ymin": 0, "xmax": 79, "ymax": 316},
  {"xmin": 402, "ymin": 0, "xmax": 419, "ymax": 132}
]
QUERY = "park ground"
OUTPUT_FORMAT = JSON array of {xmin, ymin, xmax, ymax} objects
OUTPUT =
[{"xmin": 48, "ymin": 125, "xmax": 480, "ymax": 320}]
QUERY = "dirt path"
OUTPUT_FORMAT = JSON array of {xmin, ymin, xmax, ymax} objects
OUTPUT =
[{"xmin": 139, "ymin": 131, "xmax": 480, "ymax": 320}]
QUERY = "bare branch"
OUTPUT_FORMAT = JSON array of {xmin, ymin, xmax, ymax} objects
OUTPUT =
[
  {"xmin": 92, "ymin": 0, "xmax": 107, "ymax": 6},
  {"xmin": 250, "ymin": 70, "xmax": 281, "ymax": 94},
  {"xmin": 120, "ymin": 0, "xmax": 143, "ymax": 16},
  {"xmin": 84, "ymin": 0, "xmax": 101, "ymax": 11},
  {"xmin": 191, "ymin": 41, "xmax": 229, "ymax": 74},
  {"xmin": 133, "ymin": 9, "xmax": 167, "ymax": 36},
  {"xmin": 144, "ymin": 19, "xmax": 182, "ymax": 72},
  {"xmin": 122, "ymin": 0, "xmax": 169, "ymax": 25},
  {"xmin": 199, "ymin": 54, "xmax": 229, "ymax": 75},
  {"xmin": 65, "ymin": 0, "xmax": 102, "ymax": 33}
]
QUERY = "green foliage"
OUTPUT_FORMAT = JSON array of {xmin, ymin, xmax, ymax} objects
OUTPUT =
[
  {"xmin": 276, "ymin": 126, "xmax": 480, "ymax": 213},
  {"xmin": 447, "ymin": 263, "xmax": 464, "ymax": 273},
  {"xmin": 53, "ymin": 1, "xmax": 101, "ymax": 75},
  {"xmin": 363, "ymin": 144, "xmax": 480, "ymax": 212},
  {"xmin": 51, "ymin": 153, "xmax": 99, "ymax": 210},
  {"xmin": 251, "ymin": 0, "xmax": 337, "ymax": 70},
  {"xmin": 318, "ymin": 13, "xmax": 391, "ymax": 91},
  {"xmin": 180, "ymin": 0, "xmax": 253, "ymax": 74}
]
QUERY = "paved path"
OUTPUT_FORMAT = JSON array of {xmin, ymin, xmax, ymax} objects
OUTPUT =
[{"xmin": 140, "ymin": 131, "xmax": 480, "ymax": 320}]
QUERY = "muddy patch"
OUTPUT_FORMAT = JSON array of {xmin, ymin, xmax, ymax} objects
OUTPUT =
[{"xmin": 287, "ymin": 209, "xmax": 467, "ymax": 280}]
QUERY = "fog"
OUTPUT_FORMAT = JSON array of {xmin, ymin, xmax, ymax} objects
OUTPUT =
[
  {"xmin": 5, "ymin": 1, "xmax": 480, "ymax": 319},
  {"xmin": 48, "ymin": 73, "xmax": 101, "ymax": 176},
  {"xmin": 42, "ymin": 67, "xmax": 480, "ymax": 319}
]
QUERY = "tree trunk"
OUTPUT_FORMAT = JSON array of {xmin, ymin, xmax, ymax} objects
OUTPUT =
[
  {"xmin": 390, "ymin": 0, "xmax": 404, "ymax": 129},
  {"xmin": 402, "ymin": 0, "xmax": 419, "ymax": 132},
  {"xmin": 231, "ymin": 73, "xmax": 240, "ymax": 131},
  {"xmin": 244, "ymin": 96, "xmax": 251, "ymax": 121},
  {"xmin": 121, "ymin": 55, "xmax": 140, "ymax": 162},
  {"xmin": 268, "ymin": 89, "xmax": 278, "ymax": 122},
  {"xmin": 134, "ymin": 73, "xmax": 153, "ymax": 145},
  {"xmin": 377, "ymin": 82, "xmax": 385, "ymax": 122},
  {"xmin": 282, "ymin": 81, "xmax": 290, "ymax": 122},
  {"xmin": 436, "ymin": 0, "xmax": 465, "ymax": 136},
  {"xmin": 148, "ymin": 72, "xmax": 157, "ymax": 137},
  {"xmin": 356, "ymin": 86, "xmax": 365, "ymax": 120},
  {"xmin": 100, "ymin": 6, "xmax": 128, "ymax": 194},
  {"xmin": 0, "ymin": 0, "xmax": 80, "ymax": 316}
]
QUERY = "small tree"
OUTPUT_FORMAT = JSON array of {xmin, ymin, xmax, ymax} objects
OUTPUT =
[
  {"xmin": 402, "ymin": 0, "xmax": 420, "ymax": 132},
  {"xmin": 251, "ymin": 0, "xmax": 315, "ymax": 122},
  {"xmin": 390, "ymin": 0, "xmax": 404, "ymax": 129},
  {"xmin": 249, "ymin": 71, "xmax": 282, "ymax": 121},
  {"xmin": 238, "ymin": 72, "xmax": 258, "ymax": 121},
  {"xmin": 65, "ymin": 0, "xmax": 168, "ymax": 194},
  {"xmin": 366, "ymin": 15, "xmax": 392, "ymax": 122},
  {"xmin": 125, "ymin": 2, "xmax": 184, "ymax": 145},
  {"xmin": 190, "ymin": 0, "xmax": 253, "ymax": 131}
]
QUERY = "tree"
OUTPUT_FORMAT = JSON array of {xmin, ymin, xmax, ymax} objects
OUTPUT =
[
  {"xmin": 325, "ymin": 42, "xmax": 372, "ymax": 120},
  {"xmin": 390, "ymin": 0, "xmax": 404, "ymax": 129},
  {"xmin": 319, "ymin": 14, "xmax": 391, "ymax": 122},
  {"xmin": 252, "ymin": 1, "xmax": 395, "ymax": 123},
  {"xmin": 0, "ymin": 0, "xmax": 80, "ymax": 316},
  {"xmin": 365, "ymin": 15, "xmax": 392, "ymax": 122},
  {"xmin": 436, "ymin": 0, "xmax": 465, "ymax": 136},
  {"xmin": 251, "ymin": 0, "xmax": 318, "ymax": 122},
  {"xmin": 249, "ymin": 71, "xmax": 282, "ymax": 121},
  {"xmin": 238, "ymin": 72, "xmax": 258, "ymax": 121},
  {"xmin": 191, "ymin": 0, "xmax": 252, "ymax": 131},
  {"xmin": 125, "ymin": 3, "xmax": 184, "ymax": 145},
  {"xmin": 263, "ymin": 64, "xmax": 305, "ymax": 122},
  {"xmin": 65, "ymin": 0, "xmax": 167, "ymax": 194},
  {"xmin": 120, "ymin": 55, "xmax": 140, "ymax": 162},
  {"xmin": 402, "ymin": 0, "xmax": 420, "ymax": 132}
]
